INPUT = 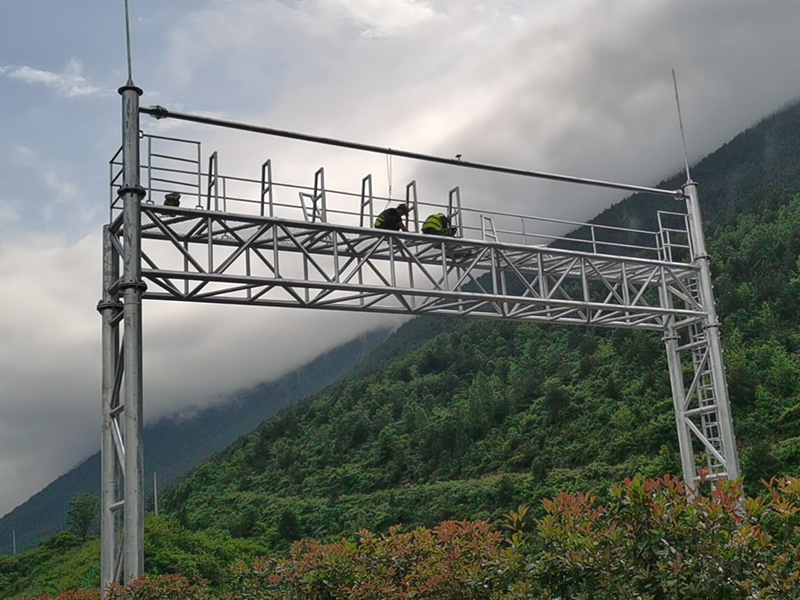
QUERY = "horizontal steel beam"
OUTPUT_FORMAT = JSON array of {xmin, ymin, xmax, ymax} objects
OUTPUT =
[
  {"xmin": 140, "ymin": 106, "xmax": 684, "ymax": 199},
  {"xmin": 142, "ymin": 268, "xmax": 704, "ymax": 327}
]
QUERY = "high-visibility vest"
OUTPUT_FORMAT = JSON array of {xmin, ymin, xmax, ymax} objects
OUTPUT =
[
  {"xmin": 375, "ymin": 208, "xmax": 398, "ymax": 229},
  {"xmin": 423, "ymin": 213, "xmax": 446, "ymax": 232}
]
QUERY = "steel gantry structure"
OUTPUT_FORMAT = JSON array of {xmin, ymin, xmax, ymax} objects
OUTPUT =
[{"xmin": 99, "ymin": 87, "xmax": 740, "ymax": 589}]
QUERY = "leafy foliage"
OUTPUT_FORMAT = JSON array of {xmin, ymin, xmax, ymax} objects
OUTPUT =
[
  {"xmin": 162, "ymin": 316, "xmax": 683, "ymax": 546},
  {"xmin": 21, "ymin": 476, "xmax": 800, "ymax": 600},
  {"xmin": 0, "ymin": 517, "xmax": 260, "ymax": 599},
  {"xmin": 1, "ymin": 534, "xmax": 98, "ymax": 600},
  {"xmin": 531, "ymin": 475, "xmax": 800, "ymax": 599},
  {"xmin": 66, "ymin": 495, "xmax": 100, "ymax": 541},
  {"xmin": 143, "ymin": 515, "xmax": 263, "ymax": 589}
]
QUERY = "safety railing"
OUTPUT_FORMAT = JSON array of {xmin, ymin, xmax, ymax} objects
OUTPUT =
[{"xmin": 110, "ymin": 134, "xmax": 693, "ymax": 264}]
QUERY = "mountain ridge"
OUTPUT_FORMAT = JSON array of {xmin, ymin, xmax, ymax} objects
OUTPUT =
[{"xmin": 0, "ymin": 328, "xmax": 392, "ymax": 555}]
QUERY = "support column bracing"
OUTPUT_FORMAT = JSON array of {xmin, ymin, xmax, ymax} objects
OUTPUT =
[
  {"xmin": 119, "ymin": 83, "xmax": 146, "ymax": 582},
  {"xmin": 682, "ymin": 181, "xmax": 740, "ymax": 481},
  {"xmin": 662, "ymin": 321, "xmax": 699, "ymax": 487},
  {"xmin": 99, "ymin": 226, "xmax": 121, "ymax": 591}
]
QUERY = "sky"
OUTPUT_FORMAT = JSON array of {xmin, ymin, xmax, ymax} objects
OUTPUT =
[{"xmin": 2, "ymin": 0, "xmax": 800, "ymax": 519}]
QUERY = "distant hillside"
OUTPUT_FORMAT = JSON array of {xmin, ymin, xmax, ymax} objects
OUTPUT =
[
  {"xmin": 589, "ymin": 98, "xmax": 800, "ymax": 238},
  {"xmin": 0, "ymin": 328, "xmax": 391, "ymax": 555}
]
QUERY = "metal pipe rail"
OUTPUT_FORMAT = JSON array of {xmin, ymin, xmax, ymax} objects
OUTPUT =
[
  {"xmin": 140, "ymin": 105, "xmax": 685, "ymax": 199},
  {"xmin": 110, "ymin": 134, "xmax": 693, "ymax": 265}
]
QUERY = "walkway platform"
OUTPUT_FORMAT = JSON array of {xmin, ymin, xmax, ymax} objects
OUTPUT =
[{"xmin": 108, "ymin": 133, "xmax": 702, "ymax": 332}]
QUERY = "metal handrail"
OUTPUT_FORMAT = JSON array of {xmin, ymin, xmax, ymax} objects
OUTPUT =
[{"xmin": 110, "ymin": 134, "xmax": 693, "ymax": 264}]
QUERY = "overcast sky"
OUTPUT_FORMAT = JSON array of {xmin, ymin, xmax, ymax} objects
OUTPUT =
[{"xmin": 2, "ymin": 0, "xmax": 800, "ymax": 518}]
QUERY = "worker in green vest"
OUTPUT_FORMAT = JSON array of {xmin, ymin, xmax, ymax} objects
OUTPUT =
[{"xmin": 422, "ymin": 213, "xmax": 456, "ymax": 237}]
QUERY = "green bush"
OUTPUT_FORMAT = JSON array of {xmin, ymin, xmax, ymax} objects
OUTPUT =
[{"xmin": 31, "ymin": 476, "xmax": 799, "ymax": 600}]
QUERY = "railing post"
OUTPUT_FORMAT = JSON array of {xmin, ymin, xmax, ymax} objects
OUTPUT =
[
  {"xmin": 207, "ymin": 151, "xmax": 218, "ymax": 211},
  {"xmin": 261, "ymin": 160, "xmax": 273, "ymax": 217},
  {"xmin": 448, "ymin": 187, "xmax": 462, "ymax": 237},
  {"xmin": 405, "ymin": 181, "xmax": 418, "ymax": 232},
  {"xmin": 360, "ymin": 174, "xmax": 373, "ymax": 228},
  {"xmin": 315, "ymin": 168, "xmax": 326, "ymax": 222}
]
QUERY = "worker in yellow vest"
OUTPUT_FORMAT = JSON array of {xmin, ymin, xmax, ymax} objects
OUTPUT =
[
  {"xmin": 374, "ymin": 203, "xmax": 410, "ymax": 231},
  {"xmin": 422, "ymin": 213, "xmax": 456, "ymax": 237}
]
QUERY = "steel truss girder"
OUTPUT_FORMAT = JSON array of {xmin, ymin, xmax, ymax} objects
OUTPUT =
[
  {"xmin": 112, "ymin": 206, "xmax": 705, "ymax": 331},
  {"xmin": 122, "ymin": 200, "xmax": 736, "ymax": 486},
  {"xmin": 100, "ymin": 226, "xmax": 125, "ymax": 587}
]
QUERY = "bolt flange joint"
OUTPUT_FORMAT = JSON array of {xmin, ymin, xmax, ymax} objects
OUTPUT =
[
  {"xmin": 118, "ymin": 281, "xmax": 148, "ymax": 293},
  {"xmin": 96, "ymin": 300, "xmax": 123, "ymax": 314},
  {"xmin": 118, "ymin": 185, "xmax": 146, "ymax": 199}
]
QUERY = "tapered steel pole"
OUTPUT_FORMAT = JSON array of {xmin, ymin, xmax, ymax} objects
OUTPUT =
[
  {"xmin": 683, "ymin": 181, "xmax": 740, "ymax": 480},
  {"xmin": 119, "ymin": 83, "xmax": 146, "ymax": 581}
]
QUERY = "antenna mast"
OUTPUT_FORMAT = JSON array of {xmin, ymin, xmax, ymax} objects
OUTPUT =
[
  {"xmin": 672, "ymin": 69, "xmax": 692, "ymax": 182},
  {"xmin": 123, "ymin": 0, "xmax": 134, "ymax": 85}
]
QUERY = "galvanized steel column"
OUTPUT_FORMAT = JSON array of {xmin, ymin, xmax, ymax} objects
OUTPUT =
[
  {"xmin": 683, "ymin": 181, "xmax": 740, "ymax": 480},
  {"xmin": 118, "ymin": 83, "xmax": 146, "ymax": 581},
  {"xmin": 99, "ymin": 225, "xmax": 121, "ymax": 593},
  {"xmin": 662, "ymin": 325, "xmax": 699, "ymax": 488}
]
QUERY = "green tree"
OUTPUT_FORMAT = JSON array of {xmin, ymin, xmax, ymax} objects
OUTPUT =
[
  {"xmin": 66, "ymin": 494, "xmax": 100, "ymax": 540},
  {"xmin": 277, "ymin": 508, "xmax": 302, "ymax": 543}
]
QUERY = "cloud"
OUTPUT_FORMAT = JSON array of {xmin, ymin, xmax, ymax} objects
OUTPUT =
[
  {"xmin": 10, "ymin": 145, "xmax": 35, "ymax": 167},
  {"xmin": 1, "ymin": 58, "xmax": 104, "ymax": 98},
  {"xmin": 243, "ymin": 0, "xmax": 800, "ymax": 223},
  {"xmin": 0, "ymin": 231, "xmax": 396, "ymax": 515},
  {"xmin": 322, "ymin": 0, "xmax": 437, "ymax": 37},
  {"xmin": 0, "ymin": 234, "xmax": 102, "ymax": 513},
  {"xmin": 39, "ymin": 170, "xmax": 102, "ymax": 227},
  {"xmin": 439, "ymin": 0, "xmax": 800, "ymax": 218},
  {"xmin": 0, "ymin": 202, "xmax": 20, "ymax": 228}
]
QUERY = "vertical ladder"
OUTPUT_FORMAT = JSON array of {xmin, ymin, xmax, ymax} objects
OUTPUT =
[
  {"xmin": 688, "ymin": 322, "xmax": 725, "ymax": 477},
  {"xmin": 677, "ymin": 276, "xmax": 728, "ymax": 483}
]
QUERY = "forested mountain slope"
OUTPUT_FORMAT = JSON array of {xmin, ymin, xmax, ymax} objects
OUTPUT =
[{"xmin": 161, "ymin": 100, "xmax": 800, "ymax": 550}]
